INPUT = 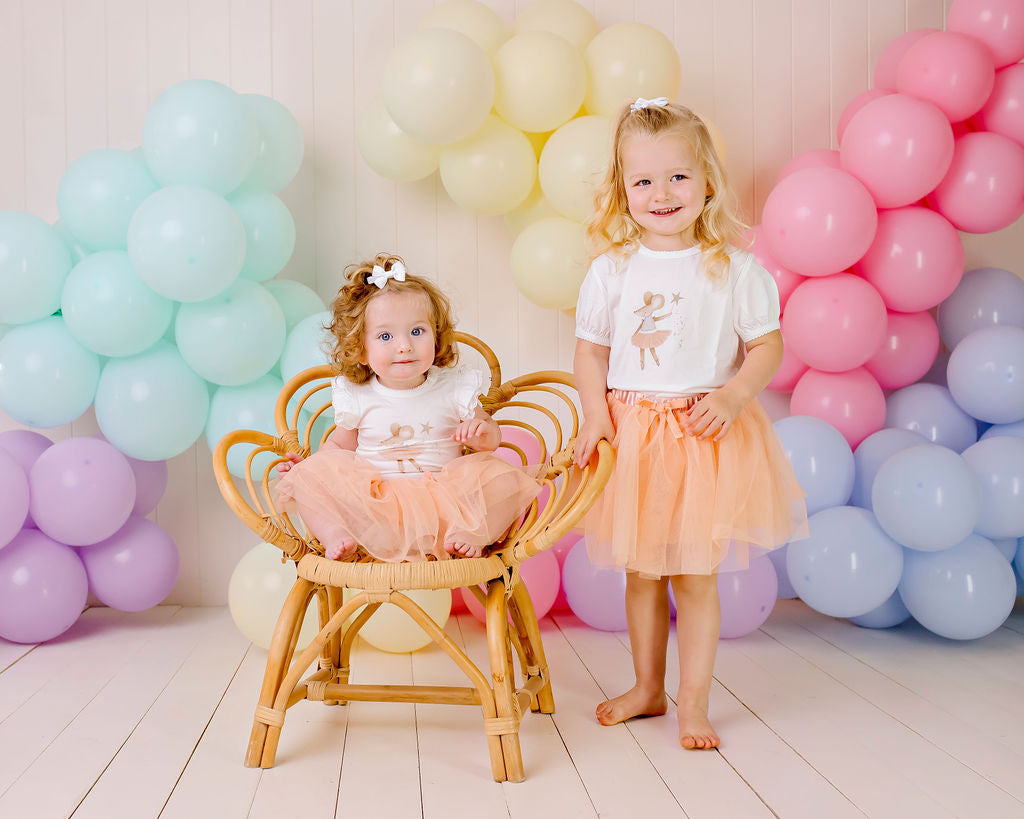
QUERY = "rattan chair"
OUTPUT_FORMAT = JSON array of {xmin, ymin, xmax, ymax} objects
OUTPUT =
[{"xmin": 212, "ymin": 332, "xmax": 613, "ymax": 782}]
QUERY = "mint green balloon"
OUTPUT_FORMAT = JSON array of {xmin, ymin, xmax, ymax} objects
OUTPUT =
[
  {"xmin": 280, "ymin": 310, "xmax": 333, "ymax": 382},
  {"xmin": 175, "ymin": 279, "xmax": 286, "ymax": 386},
  {"xmin": 206, "ymin": 375, "xmax": 284, "ymax": 479},
  {"xmin": 263, "ymin": 279, "xmax": 326, "ymax": 333},
  {"xmin": 0, "ymin": 317, "xmax": 100, "ymax": 427},
  {"xmin": 0, "ymin": 212, "xmax": 73, "ymax": 324},
  {"xmin": 229, "ymin": 191, "xmax": 296, "ymax": 282},
  {"xmin": 142, "ymin": 79, "xmax": 259, "ymax": 194},
  {"xmin": 237, "ymin": 94, "xmax": 305, "ymax": 192},
  {"xmin": 127, "ymin": 185, "xmax": 245, "ymax": 302},
  {"xmin": 61, "ymin": 251, "xmax": 173, "ymax": 356},
  {"xmin": 57, "ymin": 149, "xmax": 158, "ymax": 250},
  {"xmin": 52, "ymin": 221, "xmax": 89, "ymax": 264},
  {"xmin": 94, "ymin": 340, "xmax": 209, "ymax": 461}
]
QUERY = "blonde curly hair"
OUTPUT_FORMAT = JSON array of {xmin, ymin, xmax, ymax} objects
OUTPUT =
[{"xmin": 326, "ymin": 253, "xmax": 458, "ymax": 384}]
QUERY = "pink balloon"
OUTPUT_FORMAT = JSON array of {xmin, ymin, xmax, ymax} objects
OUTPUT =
[
  {"xmin": 896, "ymin": 31, "xmax": 995, "ymax": 123},
  {"xmin": 782, "ymin": 275, "xmax": 887, "ymax": 373},
  {"xmin": 777, "ymin": 149, "xmax": 841, "ymax": 182},
  {"xmin": 928, "ymin": 132, "xmax": 1024, "ymax": 233},
  {"xmin": 948, "ymin": 0, "xmax": 1024, "ymax": 67},
  {"xmin": 718, "ymin": 556, "xmax": 778, "ymax": 638},
  {"xmin": 855, "ymin": 206, "xmax": 965, "ymax": 312},
  {"xmin": 767, "ymin": 341, "xmax": 808, "ymax": 392},
  {"xmin": 974, "ymin": 64, "xmax": 1024, "ymax": 148},
  {"xmin": 494, "ymin": 425, "xmax": 543, "ymax": 467},
  {"xmin": 837, "ymin": 89, "xmax": 892, "ymax": 143},
  {"xmin": 863, "ymin": 310, "xmax": 940, "ymax": 390},
  {"xmin": 746, "ymin": 224, "xmax": 804, "ymax": 311},
  {"xmin": 790, "ymin": 367, "xmax": 886, "ymax": 449},
  {"xmin": 761, "ymin": 167, "xmax": 878, "ymax": 277},
  {"xmin": 0, "ymin": 449, "xmax": 29, "ymax": 549},
  {"xmin": 874, "ymin": 28, "xmax": 937, "ymax": 91},
  {"xmin": 0, "ymin": 429, "xmax": 52, "ymax": 529},
  {"xmin": 461, "ymin": 548, "xmax": 561, "ymax": 622},
  {"xmin": 79, "ymin": 517, "xmax": 179, "ymax": 611},
  {"xmin": 839, "ymin": 94, "xmax": 954, "ymax": 208}
]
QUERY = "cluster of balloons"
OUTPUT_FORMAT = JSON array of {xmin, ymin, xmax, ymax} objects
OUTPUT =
[
  {"xmin": 0, "ymin": 430, "xmax": 175, "ymax": 643},
  {"xmin": 357, "ymin": 0, "xmax": 683, "ymax": 310},
  {"xmin": 758, "ymin": 0, "xmax": 1024, "ymax": 448},
  {"xmin": 0, "ymin": 79, "xmax": 329, "ymax": 471}
]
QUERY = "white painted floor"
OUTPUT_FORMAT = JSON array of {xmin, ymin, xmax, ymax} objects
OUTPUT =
[{"xmin": 1, "ymin": 599, "xmax": 1022, "ymax": 819}]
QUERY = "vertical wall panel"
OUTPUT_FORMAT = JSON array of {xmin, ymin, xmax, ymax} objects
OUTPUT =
[
  {"xmin": 106, "ymin": 0, "xmax": 148, "ymax": 149},
  {"xmin": 0, "ymin": 1, "xmax": 25, "ymax": 210},
  {"xmin": 791, "ymin": 0, "xmax": 831, "ymax": 157},
  {"xmin": 64, "ymin": 0, "xmax": 107, "ymax": 163},
  {"xmin": 751, "ymin": 0, "xmax": 793, "ymax": 219},
  {"xmin": 23, "ymin": 0, "xmax": 66, "ymax": 220},
  {"xmin": 230, "ymin": 0, "xmax": 273, "ymax": 94},
  {"xmin": 830, "ymin": 0, "xmax": 870, "ymax": 146}
]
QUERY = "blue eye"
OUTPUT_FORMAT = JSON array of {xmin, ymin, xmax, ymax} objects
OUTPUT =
[
  {"xmin": 379, "ymin": 332, "xmax": 391, "ymax": 341},
  {"xmin": 672, "ymin": 174, "xmax": 688, "ymax": 182},
  {"xmin": 411, "ymin": 328, "xmax": 423, "ymax": 336},
  {"xmin": 635, "ymin": 179, "xmax": 650, "ymax": 186}
]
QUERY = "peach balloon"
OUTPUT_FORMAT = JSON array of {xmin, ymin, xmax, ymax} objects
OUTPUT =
[
  {"xmin": 439, "ymin": 116, "xmax": 536, "ymax": 215},
  {"xmin": 896, "ymin": 31, "xmax": 995, "ymax": 123},
  {"xmin": 493, "ymin": 31, "xmax": 586, "ymax": 133},
  {"xmin": 974, "ymin": 64, "xmax": 1024, "ymax": 148},
  {"xmin": 863, "ymin": 311, "xmax": 940, "ymax": 390},
  {"xmin": 948, "ymin": 0, "xmax": 1024, "ymax": 67},
  {"xmin": 583, "ymin": 23, "xmax": 681, "ymax": 116},
  {"xmin": 873, "ymin": 28, "xmax": 937, "ymax": 91},
  {"xmin": 836, "ymin": 89, "xmax": 891, "ymax": 143},
  {"xmin": 514, "ymin": 0, "xmax": 600, "ymax": 53},
  {"xmin": 791, "ymin": 367, "xmax": 886, "ymax": 449}
]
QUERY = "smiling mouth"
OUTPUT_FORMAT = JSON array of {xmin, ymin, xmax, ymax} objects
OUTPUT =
[{"xmin": 650, "ymin": 207, "xmax": 681, "ymax": 215}]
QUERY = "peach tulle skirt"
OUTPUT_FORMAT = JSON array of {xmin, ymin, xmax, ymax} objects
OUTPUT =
[
  {"xmin": 584, "ymin": 390, "xmax": 809, "ymax": 577},
  {"xmin": 276, "ymin": 450, "xmax": 544, "ymax": 562}
]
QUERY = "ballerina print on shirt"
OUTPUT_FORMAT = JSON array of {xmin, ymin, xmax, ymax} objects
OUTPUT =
[
  {"xmin": 380, "ymin": 422, "xmax": 424, "ymax": 472},
  {"xmin": 631, "ymin": 291, "xmax": 673, "ymax": 369}
]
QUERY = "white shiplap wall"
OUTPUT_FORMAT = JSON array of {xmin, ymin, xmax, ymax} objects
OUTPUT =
[{"xmin": 2, "ymin": 0, "xmax": 1021, "ymax": 604}]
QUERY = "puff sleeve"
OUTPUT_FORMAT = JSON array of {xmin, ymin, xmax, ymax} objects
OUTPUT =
[
  {"xmin": 452, "ymin": 367, "xmax": 488, "ymax": 420},
  {"xmin": 331, "ymin": 376, "xmax": 361, "ymax": 430},
  {"xmin": 574, "ymin": 256, "xmax": 614, "ymax": 346},
  {"xmin": 732, "ymin": 254, "xmax": 782, "ymax": 342}
]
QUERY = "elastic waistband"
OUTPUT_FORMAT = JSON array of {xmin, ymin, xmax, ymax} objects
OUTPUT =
[{"xmin": 609, "ymin": 389, "xmax": 708, "ymax": 411}]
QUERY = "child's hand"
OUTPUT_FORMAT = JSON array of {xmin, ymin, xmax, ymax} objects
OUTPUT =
[
  {"xmin": 574, "ymin": 415, "xmax": 615, "ymax": 468},
  {"xmin": 453, "ymin": 417, "xmax": 498, "ymax": 451},
  {"xmin": 276, "ymin": 452, "xmax": 304, "ymax": 473},
  {"xmin": 685, "ymin": 387, "xmax": 747, "ymax": 441}
]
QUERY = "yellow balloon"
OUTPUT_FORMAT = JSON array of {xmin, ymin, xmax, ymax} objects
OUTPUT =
[
  {"xmin": 493, "ymin": 31, "xmax": 586, "ymax": 134},
  {"xmin": 583, "ymin": 22, "xmax": 682, "ymax": 116},
  {"xmin": 347, "ymin": 587, "xmax": 452, "ymax": 654},
  {"xmin": 510, "ymin": 216, "xmax": 588, "ymax": 309},
  {"xmin": 440, "ymin": 115, "xmax": 536, "ymax": 215},
  {"xmin": 514, "ymin": 0, "xmax": 600, "ymax": 53},
  {"xmin": 420, "ymin": 0, "xmax": 509, "ymax": 57},
  {"xmin": 538, "ymin": 115, "xmax": 612, "ymax": 222},
  {"xmin": 382, "ymin": 28, "xmax": 495, "ymax": 145},
  {"xmin": 228, "ymin": 542, "xmax": 320, "ymax": 651},
  {"xmin": 357, "ymin": 98, "xmax": 440, "ymax": 182},
  {"xmin": 504, "ymin": 181, "xmax": 559, "ymax": 235}
]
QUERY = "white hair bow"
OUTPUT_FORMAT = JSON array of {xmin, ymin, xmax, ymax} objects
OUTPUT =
[
  {"xmin": 366, "ymin": 260, "xmax": 407, "ymax": 288},
  {"xmin": 630, "ymin": 96, "xmax": 669, "ymax": 112}
]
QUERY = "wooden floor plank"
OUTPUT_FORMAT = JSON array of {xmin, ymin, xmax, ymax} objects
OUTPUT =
[{"xmin": 0, "ymin": 639, "xmax": 36, "ymax": 673}]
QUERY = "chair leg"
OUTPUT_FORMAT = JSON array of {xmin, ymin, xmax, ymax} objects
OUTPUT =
[
  {"xmin": 485, "ymin": 579, "xmax": 524, "ymax": 783},
  {"xmin": 322, "ymin": 586, "xmax": 344, "ymax": 705},
  {"xmin": 507, "ymin": 579, "xmax": 555, "ymax": 715},
  {"xmin": 245, "ymin": 578, "xmax": 315, "ymax": 767}
]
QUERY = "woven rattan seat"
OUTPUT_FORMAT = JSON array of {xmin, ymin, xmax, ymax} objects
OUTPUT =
[{"xmin": 213, "ymin": 332, "xmax": 613, "ymax": 782}]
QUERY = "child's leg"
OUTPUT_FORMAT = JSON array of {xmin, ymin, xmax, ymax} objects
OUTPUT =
[
  {"xmin": 669, "ymin": 573, "xmax": 721, "ymax": 749},
  {"xmin": 596, "ymin": 571, "xmax": 670, "ymax": 725}
]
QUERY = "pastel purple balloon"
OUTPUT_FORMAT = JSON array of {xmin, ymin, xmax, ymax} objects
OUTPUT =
[
  {"xmin": 125, "ymin": 455, "xmax": 168, "ymax": 516},
  {"xmin": 0, "ymin": 529, "xmax": 88, "ymax": 643},
  {"xmin": 79, "ymin": 517, "xmax": 179, "ymax": 611},
  {"xmin": 718, "ymin": 556, "xmax": 778, "ymax": 638},
  {"xmin": 767, "ymin": 544, "xmax": 798, "ymax": 599},
  {"xmin": 0, "ymin": 448, "xmax": 29, "ymax": 549},
  {"xmin": 562, "ymin": 539, "xmax": 627, "ymax": 631},
  {"xmin": 28, "ymin": 437, "xmax": 137, "ymax": 546},
  {"xmin": 936, "ymin": 267, "xmax": 1024, "ymax": 351},
  {"xmin": 0, "ymin": 429, "xmax": 52, "ymax": 529}
]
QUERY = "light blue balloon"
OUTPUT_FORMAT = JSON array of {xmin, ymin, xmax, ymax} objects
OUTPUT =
[
  {"xmin": 773, "ymin": 415, "xmax": 854, "ymax": 515},
  {"xmin": 94, "ymin": 340, "xmax": 209, "ymax": 461},
  {"xmin": 786, "ymin": 506, "xmax": 904, "ymax": 618},
  {"xmin": 767, "ymin": 544, "xmax": 798, "ymax": 599},
  {"xmin": 991, "ymin": 537, "xmax": 1018, "ymax": 562},
  {"xmin": 60, "ymin": 251, "xmax": 173, "ymax": 357},
  {"xmin": 175, "ymin": 279, "xmax": 286, "ymax": 386},
  {"xmin": 850, "ymin": 427, "xmax": 928, "ymax": 508},
  {"xmin": 263, "ymin": 279, "xmax": 326, "ymax": 333},
  {"xmin": 206, "ymin": 375, "xmax": 284, "ymax": 479},
  {"xmin": 886, "ymin": 382, "xmax": 977, "ymax": 452},
  {"xmin": 871, "ymin": 444, "xmax": 981, "ymax": 551},
  {"xmin": 0, "ymin": 212, "xmax": 73, "ymax": 324},
  {"xmin": 848, "ymin": 590, "xmax": 912, "ymax": 629},
  {"xmin": 960, "ymin": 437, "xmax": 1024, "ymax": 538},
  {"xmin": 0, "ymin": 317, "xmax": 100, "ymax": 427},
  {"xmin": 947, "ymin": 326, "xmax": 1024, "ymax": 424},
  {"xmin": 127, "ymin": 186, "xmax": 245, "ymax": 302},
  {"xmin": 936, "ymin": 267, "xmax": 1024, "ymax": 350},
  {"xmin": 980, "ymin": 419, "xmax": 1024, "ymax": 441},
  {"xmin": 918, "ymin": 350, "xmax": 950, "ymax": 388},
  {"xmin": 1014, "ymin": 539, "xmax": 1024, "ymax": 586},
  {"xmin": 229, "ymin": 191, "xmax": 296, "ymax": 282},
  {"xmin": 236, "ymin": 94, "xmax": 305, "ymax": 193},
  {"xmin": 899, "ymin": 534, "xmax": 1016, "ymax": 640},
  {"xmin": 280, "ymin": 310, "xmax": 333, "ymax": 383},
  {"xmin": 56, "ymin": 149, "xmax": 158, "ymax": 250},
  {"xmin": 142, "ymin": 79, "xmax": 259, "ymax": 194}
]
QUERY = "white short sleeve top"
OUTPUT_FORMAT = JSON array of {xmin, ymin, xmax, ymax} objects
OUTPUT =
[{"xmin": 575, "ymin": 245, "xmax": 780, "ymax": 395}]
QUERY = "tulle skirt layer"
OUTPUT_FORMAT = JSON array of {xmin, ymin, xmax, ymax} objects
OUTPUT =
[
  {"xmin": 584, "ymin": 391, "xmax": 809, "ymax": 577},
  {"xmin": 276, "ymin": 450, "xmax": 544, "ymax": 562}
]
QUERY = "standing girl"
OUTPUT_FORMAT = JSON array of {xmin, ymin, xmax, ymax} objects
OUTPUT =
[
  {"xmin": 277, "ymin": 254, "xmax": 542, "ymax": 563},
  {"xmin": 573, "ymin": 99, "xmax": 808, "ymax": 749}
]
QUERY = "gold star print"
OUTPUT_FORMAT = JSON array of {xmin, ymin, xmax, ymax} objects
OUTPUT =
[
  {"xmin": 420, "ymin": 422, "xmax": 433, "ymax": 435},
  {"xmin": 671, "ymin": 292, "xmax": 683, "ymax": 305}
]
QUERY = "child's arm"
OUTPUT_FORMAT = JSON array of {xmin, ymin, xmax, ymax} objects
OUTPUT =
[
  {"xmin": 454, "ymin": 407, "xmax": 501, "ymax": 452},
  {"xmin": 276, "ymin": 426, "xmax": 358, "ymax": 472},
  {"xmin": 573, "ymin": 338, "xmax": 615, "ymax": 467},
  {"xmin": 685, "ymin": 330, "xmax": 783, "ymax": 441}
]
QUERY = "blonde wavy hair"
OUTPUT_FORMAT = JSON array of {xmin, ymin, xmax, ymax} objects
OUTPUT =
[
  {"xmin": 326, "ymin": 253, "xmax": 458, "ymax": 384},
  {"xmin": 586, "ymin": 101, "xmax": 747, "ymax": 282}
]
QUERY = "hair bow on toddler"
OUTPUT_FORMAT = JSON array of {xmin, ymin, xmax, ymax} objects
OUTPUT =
[
  {"xmin": 630, "ymin": 96, "xmax": 669, "ymax": 112},
  {"xmin": 366, "ymin": 260, "xmax": 407, "ymax": 288}
]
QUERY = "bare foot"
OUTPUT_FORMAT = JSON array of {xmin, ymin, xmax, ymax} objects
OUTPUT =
[
  {"xmin": 595, "ymin": 685, "xmax": 667, "ymax": 726},
  {"xmin": 325, "ymin": 538, "xmax": 357, "ymax": 561},
  {"xmin": 677, "ymin": 702, "xmax": 719, "ymax": 749},
  {"xmin": 444, "ymin": 540, "xmax": 483, "ymax": 558}
]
